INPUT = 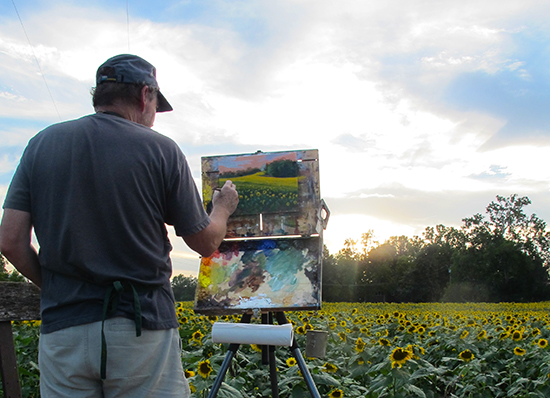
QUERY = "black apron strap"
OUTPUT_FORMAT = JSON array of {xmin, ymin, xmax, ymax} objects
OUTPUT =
[{"xmin": 100, "ymin": 281, "xmax": 144, "ymax": 380}]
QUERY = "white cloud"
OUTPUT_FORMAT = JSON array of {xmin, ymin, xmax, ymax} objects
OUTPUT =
[{"xmin": 2, "ymin": 0, "xmax": 550, "ymax": 256}]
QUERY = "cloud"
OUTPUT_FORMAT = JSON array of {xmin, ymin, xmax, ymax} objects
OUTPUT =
[{"xmin": 2, "ymin": 0, "xmax": 550, "ymax": 258}]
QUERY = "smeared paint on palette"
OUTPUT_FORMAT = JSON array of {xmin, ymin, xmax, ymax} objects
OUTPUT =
[{"xmin": 194, "ymin": 238, "xmax": 321, "ymax": 314}]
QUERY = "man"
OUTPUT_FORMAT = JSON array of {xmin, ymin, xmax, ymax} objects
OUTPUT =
[{"xmin": 0, "ymin": 54, "xmax": 238, "ymax": 397}]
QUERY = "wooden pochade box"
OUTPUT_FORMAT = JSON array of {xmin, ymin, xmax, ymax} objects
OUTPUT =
[{"xmin": 194, "ymin": 149, "xmax": 329, "ymax": 315}]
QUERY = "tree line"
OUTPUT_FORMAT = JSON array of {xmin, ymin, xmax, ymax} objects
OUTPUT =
[
  {"xmin": 323, "ymin": 194, "xmax": 550, "ymax": 303},
  {"xmin": 4, "ymin": 194, "xmax": 549, "ymax": 303}
]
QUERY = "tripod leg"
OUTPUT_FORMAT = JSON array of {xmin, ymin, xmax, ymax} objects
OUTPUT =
[
  {"xmin": 274, "ymin": 312, "xmax": 321, "ymax": 398},
  {"xmin": 268, "ymin": 344, "xmax": 279, "ymax": 398},
  {"xmin": 261, "ymin": 312, "xmax": 279, "ymax": 397},
  {"xmin": 207, "ymin": 313, "xmax": 252, "ymax": 398},
  {"xmin": 207, "ymin": 347, "xmax": 238, "ymax": 398}
]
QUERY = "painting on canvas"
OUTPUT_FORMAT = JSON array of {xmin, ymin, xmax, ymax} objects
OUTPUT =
[{"xmin": 202, "ymin": 149, "xmax": 321, "ymax": 238}]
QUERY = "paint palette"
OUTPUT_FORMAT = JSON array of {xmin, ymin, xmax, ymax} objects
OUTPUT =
[
  {"xmin": 194, "ymin": 150, "xmax": 325, "ymax": 315},
  {"xmin": 194, "ymin": 238, "xmax": 321, "ymax": 314}
]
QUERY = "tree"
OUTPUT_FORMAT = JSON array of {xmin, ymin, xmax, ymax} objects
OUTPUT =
[
  {"xmin": 447, "ymin": 194, "xmax": 550, "ymax": 302},
  {"xmin": 410, "ymin": 243, "xmax": 452, "ymax": 302},
  {"xmin": 171, "ymin": 274, "xmax": 198, "ymax": 301},
  {"xmin": 463, "ymin": 194, "xmax": 550, "ymax": 267},
  {"xmin": 0, "ymin": 254, "xmax": 26, "ymax": 282}
]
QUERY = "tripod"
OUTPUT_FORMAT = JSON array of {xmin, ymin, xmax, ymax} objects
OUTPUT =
[{"xmin": 207, "ymin": 312, "xmax": 321, "ymax": 398}]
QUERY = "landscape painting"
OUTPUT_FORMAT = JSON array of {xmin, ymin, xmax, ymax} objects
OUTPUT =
[
  {"xmin": 194, "ymin": 237, "xmax": 322, "ymax": 314},
  {"xmin": 201, "ymin": 149, "xmax": 322, "ymax": 238},
  {"xmin": 216, "ymin": 152, "xmax": 300, "ymax": 216}
]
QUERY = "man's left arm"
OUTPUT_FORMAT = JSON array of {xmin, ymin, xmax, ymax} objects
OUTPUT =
[{"xmin": 0, "ymin": 209, "xmax": 42, "ymax": 287}]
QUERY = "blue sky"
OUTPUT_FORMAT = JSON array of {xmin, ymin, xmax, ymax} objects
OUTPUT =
[{"xmin": 2, "ymin": 0, "xmax": 550, "ymax": 275}]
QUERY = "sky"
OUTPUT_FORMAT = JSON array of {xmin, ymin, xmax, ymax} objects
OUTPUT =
[{"xmin": 1, "ymin": 0, "xmax": 550, "ymax": 277}]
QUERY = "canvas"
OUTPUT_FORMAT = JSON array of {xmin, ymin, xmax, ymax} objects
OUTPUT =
[{"xmin": 202, "ymin": 149, "xmax": 321, "ymax": 238}]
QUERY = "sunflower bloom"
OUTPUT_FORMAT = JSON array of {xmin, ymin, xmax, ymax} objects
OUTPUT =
[
  {"xmin": 329, "ymin": 389, "xmax": 344, "ymax": 398},
  {"xmin": 538, "ymin": 338, "xmax": 548, "ymax": 348},
  {"xmin": 286, "ymin": 357, "xmax": 297, "ymax": 367},
  {"xmin": 378, "ymin": 338, "xmax": 391, "ymax": 347},
  {"xmin": 477, "ymin": 330, "xmax": 487, "ymax": 340},
  {"xmin": 338, "ymin": 332, "xmax": 347, "ymax": 342},
  {"xmin": 197, "ymin": 359, "xmax": 213, "ymax": 378},
  {"xmin": 390, "ymin": 347, "xmax": 413, "ymax": 368},
  {"xmin": 184, "ymin": 369, "xmax": 195, "ymax": 378},
  {"xmin": 458, "ymin": 349, "xmax": 474, "ymax": 362},
  {"xmin": 355, "ymin": 337, "xmax": 366, "ymax": 353},
  {"xmin": 323, "ymin": 362, "xmax": 338, "ymax": 373},
  {"xmin": 192, "ymin": 330, "xmax": 204, "ymax": 342},
  {"xmin": 460, "ymin": 330, "xmax": 469, "ymax": 339},
  {"xmin": 514, "ymin": 347, "xmax": 526, "ymax": 356},
  {"xmin": 511, "ymin": 330, "xmax": 523, "ymax": 341}
]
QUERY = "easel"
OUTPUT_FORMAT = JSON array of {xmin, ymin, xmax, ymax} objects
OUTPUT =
[
  {"xmin": 207, "ymin": 311, "xmax": 321, "ymax": 398},
  {"xmin": 198, "ymin": 149, "xmax": 329, "ymax": 398}
]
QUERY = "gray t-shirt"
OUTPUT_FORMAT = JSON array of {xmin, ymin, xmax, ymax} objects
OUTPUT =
[{"xmin": 3, "ymin": 112, "xmax": 210, "ymax": 333}]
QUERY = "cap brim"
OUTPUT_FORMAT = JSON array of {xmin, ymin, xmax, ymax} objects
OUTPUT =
[{"xmin": 157, "ymin": 91, "xmax": 173, "ymax": 113}]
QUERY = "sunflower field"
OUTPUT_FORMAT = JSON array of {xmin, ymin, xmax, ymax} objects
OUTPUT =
[{"xmin": 5, "ymin": 302, "xmax": 550, "ymax": 398}]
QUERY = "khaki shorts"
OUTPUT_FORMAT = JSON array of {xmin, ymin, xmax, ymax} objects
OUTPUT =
[{"xmin": 39, "ymin": 317, "xmax": 190, "ymax": 398}]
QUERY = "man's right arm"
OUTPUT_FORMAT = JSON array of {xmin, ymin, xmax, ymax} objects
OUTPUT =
[
  {"xmin": 183, "ymin": 180, "xmax": 239, "ymax": 257},
  {"xmin": 0, "ymin": 208, "xmax": 42, "ymax": 287}
]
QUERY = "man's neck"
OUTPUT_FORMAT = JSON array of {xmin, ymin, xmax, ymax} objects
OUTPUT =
[{"xmin": 95, "ymin": 104, "xmax": 139, "ymax": 124}]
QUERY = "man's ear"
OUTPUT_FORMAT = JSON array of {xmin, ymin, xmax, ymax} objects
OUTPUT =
[{"xmin": 139, "ymin": 85, "xmax": 149, "ymax": 113}]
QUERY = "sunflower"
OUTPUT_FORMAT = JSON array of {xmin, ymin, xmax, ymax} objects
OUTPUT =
[
  {"xmin": 286, "ymin": 357, "xmax": 297, "ymax": 367},
  {"xmin": 460, "ymin": 330, "xmax": 469, "ymax": 339},
  {"xmin": 197, "ymin": 359, "xmax": 213, "ymax": 378},
  {"xmin": 296, "ymin": 325, "xmax": 306, "ymax": 335},
  {"xmin": 458, "ymin": 349, "xmax": 474, "ymax": 362},
  {"xmin": 355, "ymin": 337, "xmax": 366, "ymax": 353},
  {"xmin": 538, "ymin": 338, "xmax": 548, "ymax": 348},
  {"xmin": 477, "ymin": 330, "xmax": 487, "ymax": 340},
  {"xmin": 323, "ymin": 362, "xmax": 338, "ymax": 373},
  {"xmin": 329, "ymin": 389, "xmax": 344, "ymax": 398},
  {"xmin": 378, "ymin": 338, "xmax": 391, "ymax": 347},
  {"xmin": 208, "ymin": 315, "xmax": 218, "ymax": 323},
  {"xmin": 338, "ymin": 332, "xmax": 347, "ymax": 342},
  {"xmin": 250, "ymin": 344, "xmax": 262, "ymax": 352},
  {"xmin": 192, "ymin": 330, "xmax": 204, "ymax": 343},
  {"xmin": 514, "ymin": 347, "xmax": 526, "ymax": 356},
  {"xmin": 511, "ymin": 330, "xmax": 523, "ymax": 341},
  {"xmin": 390, "ymin": 347, "xmax": 413, "ymax": 368},
  {"xmin": 340, "ymin": 320, "xmax": 347, "ymax": 327},
  {"xmin": 184, "ymin": 369, "xmax": 195, "ymax": 378}
]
